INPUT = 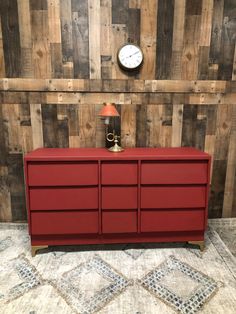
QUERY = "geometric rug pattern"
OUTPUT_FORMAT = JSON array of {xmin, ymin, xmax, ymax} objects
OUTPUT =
[
  {"xmin": 0, "ymin": 219, "xmax": 236, "ymax": 313},
  {"xmin": 140, "ymin": 255, "xmax": 219, "ymax": 314}
]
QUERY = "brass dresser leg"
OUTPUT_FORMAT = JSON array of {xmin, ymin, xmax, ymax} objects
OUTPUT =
[
  {"xmin": 31, "ymin": 245, "xmax": 48, "ymax": 257},
  {"xmin": 188, "ymin": 240, "xmax": 205, "ymax": 252}
]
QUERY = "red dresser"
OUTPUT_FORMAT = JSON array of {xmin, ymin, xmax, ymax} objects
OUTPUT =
[{"xmin": 24, "ymin": 147, "xmax": 211, "ymax": 256}]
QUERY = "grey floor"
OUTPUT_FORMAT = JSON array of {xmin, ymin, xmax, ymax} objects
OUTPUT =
[{"xmin": 0, "ymin": 218, "xmax": 236, "ymax": 314}]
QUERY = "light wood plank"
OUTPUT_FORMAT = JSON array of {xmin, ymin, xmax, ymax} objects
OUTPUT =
[{"xmin": 30, "ymin": 104, "xmax": 44, "ymax": 149}]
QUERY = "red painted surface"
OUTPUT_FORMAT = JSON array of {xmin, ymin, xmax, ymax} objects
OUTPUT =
[
  {"xmin": 102, "ymin": 187, "xmax": 138, "ymax": 209},
  {"xmin": 141, "ymin": 209, "xmax": 205, "ymax": 232},
  {"xmin": 31, "ymin": 211, "xmax": 98, "ymax": 235},
  {"xmin": 102, "ymin": 211, "xmax": 137, "ymax": 233},
  {"xmin": 101, "ymin": 161, "xmax": 138, "ymax": 185},
  {"xmin": 141, "ymin": 186, "xmax": 206, "ymax": 209},
  {"xmin": 28, "ymin": 162, "xmax": 98, "ymax": 186},
  {"xmin": 141, "ymin": 161, "xmax": 208, "ymax": 184},
  {"xmin": 24, "ymin": 147, "xmax": 211, "ymax": 249},
  {"xmin": 30, "ymin": 187, "xmax": 98, "ymax": 210}
]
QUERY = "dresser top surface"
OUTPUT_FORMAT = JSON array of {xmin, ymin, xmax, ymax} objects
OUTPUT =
[{"xmin": 25, "ymin": 147, "xmax": 210, "ymax": 161}]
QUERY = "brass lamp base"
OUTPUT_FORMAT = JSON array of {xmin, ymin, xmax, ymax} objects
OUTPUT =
[
  {"xmin": 108, "ymin": 143, "xmax": 124, "ymax": 152},
  {"xmin": 107, "ymin": 132, "xmax": 124, "ymax": 152}
]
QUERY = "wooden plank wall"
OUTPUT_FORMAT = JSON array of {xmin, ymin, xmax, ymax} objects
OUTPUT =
[{"xmin": 0, "ymin": 0, "xmax": 236, "ymax": 221}]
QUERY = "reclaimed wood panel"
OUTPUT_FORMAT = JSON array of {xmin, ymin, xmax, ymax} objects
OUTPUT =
[{"xmin": 0, "ymin": 0, "xmax": 236, "ymax": 221}]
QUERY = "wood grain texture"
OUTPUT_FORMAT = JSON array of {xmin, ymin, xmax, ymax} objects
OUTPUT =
[{"xmin": 0, "ymin": 0, "xmax": 236, "ymax": 220}]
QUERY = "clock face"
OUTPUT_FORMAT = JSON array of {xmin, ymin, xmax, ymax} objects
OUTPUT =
[{"xmin": 117, "ymin": 44, "xmax": 143, "ymax": 70}]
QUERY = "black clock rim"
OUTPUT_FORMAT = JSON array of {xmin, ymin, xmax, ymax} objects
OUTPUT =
[{"xmin": 117, "ymin": 43, "xmax": 144, "ymax": 71}]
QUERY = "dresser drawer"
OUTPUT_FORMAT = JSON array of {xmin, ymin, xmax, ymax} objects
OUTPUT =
[
  {"xmin": 28, "ymin": 162, "xmax": 98, "ymax": 186},
  {"xmin": 31, "ymin": 211, "xmax": 98, "ymax": 235},
  {"xmin": 141, "ymin": 209, "xmax": 205, "ymax": 232},
  {"xmin": 141, "ymin": 186, "xmax": 206, "ymax": 209},
  {"xmin": 102, "ymin": 187, "xmax": 138, "ymax": 209},
  {"xmin": 30, "ymin": 187, "xmax": 98, "ymax": 210},
  {"xmin": 101, "ymin": 162, "xmax": 138, "ymax": 185},
  {"xmin": 141, "ymin": 161, "xmax": 208, "ymax": 184},
  {"xmin": 102, "ymin": 210, "xmax": 137, "ymax": 233}
]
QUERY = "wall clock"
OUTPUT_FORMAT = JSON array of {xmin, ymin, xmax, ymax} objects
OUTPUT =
[{"xmin": 117, "ymin": 43, "xmax": 143, "ymax": 71}]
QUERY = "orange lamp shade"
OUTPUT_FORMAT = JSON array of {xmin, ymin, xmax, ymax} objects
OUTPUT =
[{"xmin": 98, "ymin": 103, "xmax": 119, "ymax": 117}]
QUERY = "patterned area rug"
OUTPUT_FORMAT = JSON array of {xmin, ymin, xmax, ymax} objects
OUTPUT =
[{"xmin": 0, "ymin": 219, "xmax": 236, "ymax": 314}]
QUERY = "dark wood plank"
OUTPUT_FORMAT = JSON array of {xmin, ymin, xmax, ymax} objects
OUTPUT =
[
  {"xmin": 51, "ymin": 43, "xmax": 63, "ymax": 78},
  {"xmin": 136, "ymin": 104, "xmax": 147, "ymax": 147},
  {"xmin": 127, "ymin": 8, "xmax": 140, "ymax": 44},
  {"xmin": 209, "ymin": 0, "xmax": 224, "ymax": 64},
  {"xmin": 7, "ymin": 153, "xmax": 27, "ymax": 221},
  {"xmin": 60, "ymin": 0, "xmax": 73, "ymax": 63},
  {"xmin": 57, "ymin": 118, "xmax": 69, "ymax": 148},
  {"xmin": 0, "ymin": 0, "xmax": 21, "ymax": 77},
  {"xmin": 41, "ymin": 104, "xmax": 58, "ymax": 147},
  {"xmin": 72, "ymin": 0, "xmax": 89, "ymax": 78},
  {"xmin": 19, "ymin": 103, "xmax": 31, "ymax": 126},
  {"xmin": 209, "ymin": 160, "xmax": 227, "ymax": 218},
  {"xmin": 182, "ymin": 105, "xmax": 198, "ymax": 146},
  {"xmin": 29, "ymin": 0, "xmax": 47, "ymax": 10},
  {"xmin": 206, "ymin": 105, "xmax": 217, "ymax": 135},
  {"xmin": 0, "ymin": 104, "xmax": 7, "ymax": 165},
  {"xmin": 156, "ymin": 0, "xmax": 174, "ymax": 79},
  {"xmin": 112, "ymin": 0, "xmax": 129, "ymax": 24},
  {"xmin": 218, "ymin": 0, "xmax": 236, "ymax": 79},
  {"xmin": 198, "ymin": 46, "xmax": 210, "ymax": 79},
  {"xmin": 186, "ymin": 0, "xmax": 202, "ymax": 15}
]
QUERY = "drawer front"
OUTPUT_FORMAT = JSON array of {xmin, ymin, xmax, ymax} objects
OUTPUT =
[
  {"xmin": 30, "ymin": 187, "xmax": 98, "ymax": 210},
  {"xmin": 141, "ymin": 186, "xmax": 206, "ymax": 209},
  {"xmin": 28, "ymin": 162, "xmax": 98, "ymax": 186},
  {"xmin": 102, "ymin": 211, "xmax": 137, "ymax": 233},
  {"xmin": 101, "ymin": 162, "xmax": 138, "ymax": 185},
  {"xmin": 31, "ymin": 211, "xmax": 98, "ymax": 235},
  {"xmin": 102, "ymin": 187, "xmax": 138, "ymax": 209},
  {"xmin": 141, "ymin": 161, "xmax": 208, "ymax": 184},
  {"xmin": 141, "ymin": 209, "xmax": 205, "ymax": 232}
]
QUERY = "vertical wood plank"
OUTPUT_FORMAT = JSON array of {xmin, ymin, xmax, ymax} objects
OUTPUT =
[
  {"xmin": 112, "ymin": 0, "xmax": 128, "ymax": 24},
  {"xmin": 0, "ymin": 17, "xmax": 6, "ymax": 77},
  {"xmin": 31, "ymin": 9, "xmax": 52, "ymax": 78},
  {"xmin": 136, "ymin": 104, "xmax": 147, "ymax": 147},
  {"xmin": 88, "ymin": 0, "xmax": 101, "ymax": 79},
  {"xmin": 8, "ymin": 153, "xmax": 27, "ymax": 221},
  {"xmin": 171, "ymin": 104, "xmax": 183, "ymax": 147},
  {"xmin": 214, "ymin": 104, "xmax": 232, "ymax": 160},
  {"xmin": 171, "ymin": 0, "xmax": 186, "ymax": 79},
  {"xmin": 48, "ymin": 0, "xmax": 63, "ymax": 78},
  {"xmin": 42, "ymin": 104, "xmax": 58, "ymax": 147},
  {"xmin": 222, "ymin": 103, "xmax": 236, "ymax": 217},
  {"xmin": 0, "ymin": 104, "xmax": 7, "ymax": 165},
  {"xmin": 17, "ymin": 0, "xmax": 33, "ymax": 78},
  {"xmin": 182, "ymin": 0, "xmax": 201, "ymax": 79},
  {"xmin": 232, "ymin": 43, "xmax": 236, "ymax": 80},
  {"xmin": 0, "ymin": 166, "xmax": 12, "ymax": 222},
  {"xmin": 101, "ymin": 0, "xmax": 112, "ymax": 78},
  {"xmin": 72, "ymin": 0, "xmax": 89, "ymax": 78},
  {"xmin": 209, "ymin": 0, "xmax": 224, "ymax": 66},
  {"xmin": 156, "ymin": 0, "xmax": 175, "ymax": 79},
  {"xmin": 60, "ymin": 0, "xmax": 74, "ymax": 77},
  {"xmin": 146, "ymin": 104, "xmax": 162, "ymax": 147},
  {"xmin": 57, "ymin": 104, "xmax": 69, "ymax": 147},
  {"xmin": 78, "ymin": 104, "xmax": 96, "ymax": 147},
  {"xmin": 0, "ymin": 0, "xmax": 21, "ymax": 77},
  {"xmin": 30, "ymin": 104, "xmax": 44, "ymax": 149},
  {"xmin": 111, "ymin": 24, "xmax": 128, "ymax": 79},
  {"xmin": 182, "ymin": 105, "xmax": 198, "ymax": 146},
  {"xmin": 199, "ymin": 0, "xmax": 214, "ymax": 47},
  {"xmin": 140, "ymin": 0, "xmax": 157, "ymax": 79},
  {"xmin": 2, "ymin": 104, "xmax": 22, "ymax": 153},
  {"xmin": 121, "ymin": 103, "xmax": 136, "ymax": 147},
  {"xmin": 218, "ymin": 0, "xmax": 236, "ymax": 79}
]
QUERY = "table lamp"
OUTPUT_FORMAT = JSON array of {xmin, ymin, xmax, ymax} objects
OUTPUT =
[{"xmin": 98, "ymin": 103, "xmax": 124, "ymax": 152}]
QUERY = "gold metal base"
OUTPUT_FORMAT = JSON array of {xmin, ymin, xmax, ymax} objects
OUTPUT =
[
  {"xmin": 108, "ymin": 143, "xmax": 124, "ymax": 152},
  {"xmin": 31, "ymin": 245, "xmax": 48, "ymax": 257},
  {"xmin": 188, "ymin": 240, "xmax": 205, "ymax": 251}
]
